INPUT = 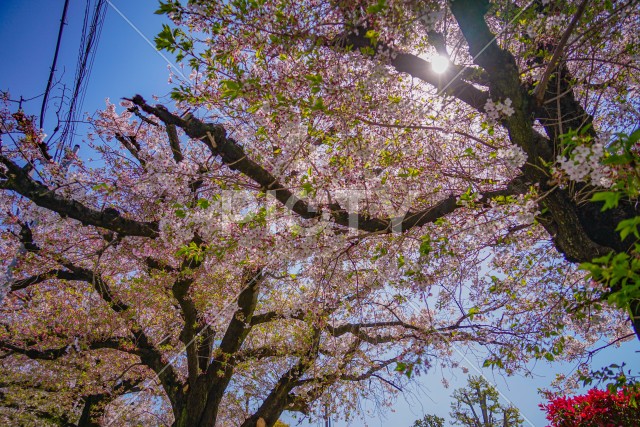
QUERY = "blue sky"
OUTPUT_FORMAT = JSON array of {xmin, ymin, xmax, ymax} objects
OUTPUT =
[
  {"xmin": 0, "ymin": 0, "xmax": 171, "ymax": 141},
  {"xmin": 1, "ymin": 1, "xmax": 638, "ymax": 426}
]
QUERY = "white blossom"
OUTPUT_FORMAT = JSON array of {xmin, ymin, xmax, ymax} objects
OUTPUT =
[
  {"xmin": 484, "ymin": 98, "xmax": 515, "ymax": 122},
  {"xmin": 497, "ymin": 145, "xmax": 527, "ymax": 168},
  {"xmin": 556, "ymin": 142, "xmax": 614, "ymax": 187}
]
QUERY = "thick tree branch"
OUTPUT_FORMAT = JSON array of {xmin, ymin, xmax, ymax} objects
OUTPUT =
[
  {"xmin": 326, "ymin": 320, "xmax": 420, "ymax": 345},
  {"xmin": 170, "ymin": 269, "xmax": 264, "ymax": 427},
  {"xmin": 0, "ymin": 337, "xmax": 135, "ymax": 361},
  {"xmin": 391, "ymin": 53, "xmax": 489, "ymax": 110},
  {"xmin": 76, "ymin": 379, "xmax": 142, "ymax": 427},
  {"xmin": 234, "ymin": 346, "xmax": 285, "ymax": 362},
  {"xmin": 9, "ymin": 269, "xmax": 79, "ymax": 292},
  {"xmin": 240, "ymin": 329, "xmax": 321, "ymax": 427},
  {"xmin": 250, "ymin": 309, "xmax": 306, "ymax": 326},
  {"xmin": 0, "ymin": 155, "xmax": 158, "ymax": 237},
  {"xmin": 166, "ymin": 123, "xmax": 184, "ymax": 163},
  {"xmin": 114, "ymin": 133, "xmax": 147, "ymax": 167},
  {"xmin": 197, "ymin": 325, "xmax": 214, "ymax": 373},
  {"xmin": 448, "ymin": 0, "xmax": 614, "ymax": 264},
  {"xmin": 216, "ymin": 268, "xmax": 263, "ymax": 358},
  {"xmin": 172, "ymin": 236, "xmax": 206, "ymax": 386},
  {"xmin": 331, "ymin": 29, "xmax": 489, "ymax": 110},
  {"xmin": 533, "ymin": 0, "xmax": 590, "ymax": 104},
  {"xmin": 130, "ymin": 95, "xmax": 519, "ymax": 234}
]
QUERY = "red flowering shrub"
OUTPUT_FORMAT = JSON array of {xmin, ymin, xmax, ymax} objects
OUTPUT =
[{"xmin": 541, "ymin": 388, "xmax": 640, "ymax": 427}]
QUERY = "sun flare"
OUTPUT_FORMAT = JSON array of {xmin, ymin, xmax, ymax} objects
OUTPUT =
[{"xmin": 431, "ymin": 55, "xmax": 449, "ymax": 74}]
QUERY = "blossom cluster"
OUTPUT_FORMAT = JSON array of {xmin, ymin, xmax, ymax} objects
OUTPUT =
[
  {"xmin": 556, "ymin": 142, "xmax": 614, "ymax": 187},
  {"xmin": 484, "ymin": 98, "xmax": 515, "ymax": 121},
  {"xmin": 419, "ymin": 8, "xmax": 444, "ymax": 29},
  {"xmin": 515, "ymin": 198, "xmax": 540, "ymax": 225},
  {"xmin": 544, "ymin": 14, "xmax": 567, "ymax": 32},
  {"xmin": 497, "ymin": 145, "xmax": 528, "ymax": 169}
]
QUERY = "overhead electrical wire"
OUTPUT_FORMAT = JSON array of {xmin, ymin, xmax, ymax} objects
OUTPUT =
[
  {"xmin": 39, "ymin": 0, "xmax": 71, "ymax": 130},
  {"xmin": 52, "ymin": 0, "xmax": 108, "ymax": 161},
  {"xmin": 5, "ymin": 1, "xmax": 107, "ymax": 302}
]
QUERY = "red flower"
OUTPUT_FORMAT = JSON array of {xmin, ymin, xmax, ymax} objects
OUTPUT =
[{"xmin": 541, "ymin": 388, "xmax": 640, "ymax": 427}]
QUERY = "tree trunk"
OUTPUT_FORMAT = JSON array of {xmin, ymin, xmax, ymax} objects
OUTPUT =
[{"xmin": 77, "ymin": 393, "xmax": 107, "ymax": 427}]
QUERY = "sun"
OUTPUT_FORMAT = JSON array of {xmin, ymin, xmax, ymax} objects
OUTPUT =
[{"xmin": 431, "ymin": 55, "xmax": 449, "ymax": 74}]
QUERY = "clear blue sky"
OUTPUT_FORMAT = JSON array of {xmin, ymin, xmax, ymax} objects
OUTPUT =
[
  {"xmin": 1, "ymin": 1, "xmax": 638, "ymax": 426},
  {"xmin": 0, "ymin": 0, "xmax": 171, "ymax": 143}
]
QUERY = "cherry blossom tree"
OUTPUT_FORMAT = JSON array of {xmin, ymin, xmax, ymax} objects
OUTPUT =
[{"xmin": 1, "ymin": 0, "xmax": 639, "ymax": 426}]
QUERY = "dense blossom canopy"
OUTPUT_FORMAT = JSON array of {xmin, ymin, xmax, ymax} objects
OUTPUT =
[{"xmin": 1, "ymin": 0, "xmax": 639, "ymax": 426}]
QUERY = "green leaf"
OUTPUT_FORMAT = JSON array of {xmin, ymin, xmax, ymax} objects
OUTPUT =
[
  {"xmin": 220, "ymin": 80, "xmax": 242, "ymax": 100},
  {"xmin": 419, "ymin": 235, "xmax": 432, "ymax": 257},
  {"xmin": 92, "ymin": 183, "xmax": 110, "ymax": 192},
  {"xmin": 371, "ymin": 246, "xmax": 388, "ymax": 261},
  {"xmin": 397, "ymin": 254, "xmax": 405, "ymax": 269},
  {"xmin": 395, "ymin": 362, "xmax": 406, "ymax": 372},
  {"xmin": 616, "ymin": 217, "xmax": 640, "ymax": 241},
  {"xmin": 366, "ymin": 0, "xmax": 387, "ymax": 14},
  {"xmin": 405, "ymin": 363, "xmax": 414, "ymax": 378},
  {"xmin": 628, "ymin": 127, "xmax": 640, "ymax": 145},
  {"xmin": 591, "ymin": 191, "xmax": 621, "ymax": 211},
  {"xmin": 301, "ymin": 182, "xmax": 313, "ymax": 196},
  {"xmin": 309, "ymin": 96, "xmax": 326, "ymax": 111},
  {"xmin": 155, "ymin": 24, "xmax": 176, "ymax": 51},
  {"xmin": 364, "ymin": 29, "xmax": 380, "ymax": 45},
  {"xmin": 197, "ymin": 198, "xmax": 211, "ymax": 209},
  {"xmin": 304, "ymin": 74, "xmax": 323, "ymax": 84},
  {"xmin": 155, "ymin": 2, "xmax": 176, "ymax": 15}
]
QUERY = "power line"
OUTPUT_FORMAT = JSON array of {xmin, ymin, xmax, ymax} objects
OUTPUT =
[
  {"xmin": 40, "ymin": 0, "xmax": 71, "ymax": 130},
  {"xmin": 53, "ymin": 0, "xmax": 108, "ymax": 161}
]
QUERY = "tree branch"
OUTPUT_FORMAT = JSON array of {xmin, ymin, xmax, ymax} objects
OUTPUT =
[
  {"xmin": 240, "ymin": 329, "xmax": 321, "ymax": 427},
  {"xmin": 0, "ymin": 337, "xmax": 135, "ymax": 361},
  {"xmin": 533, "ymin": 0, "xmax": 590, "ymax": 104},
  {"xmin": 176, "ymin": 269, "xmax": 265, "ymax": 427},
  {"xmin": 166, "ymin": 123, "xmax": 184, "ymax": 163},
  {"xmin": 114, "ymin": 133, "xmax": 147, "ymax": 167},
  {"xmin": 129, "ymin": 95, "xmax": 518, "ymax": 234},
  {"xmin": 172, "ymin": 236, "xmax": 206, "ymax": 386},
  {"xmin": 330, "ymin": 28, "xmax": 489, "ymax": 111},
  {"xmin": 0, "ymin": 155, "xmax": 158, "ymax": 237},
  {"xmin": 9, "ymin": 269, "xmax": 79, "ymax": 292}
]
